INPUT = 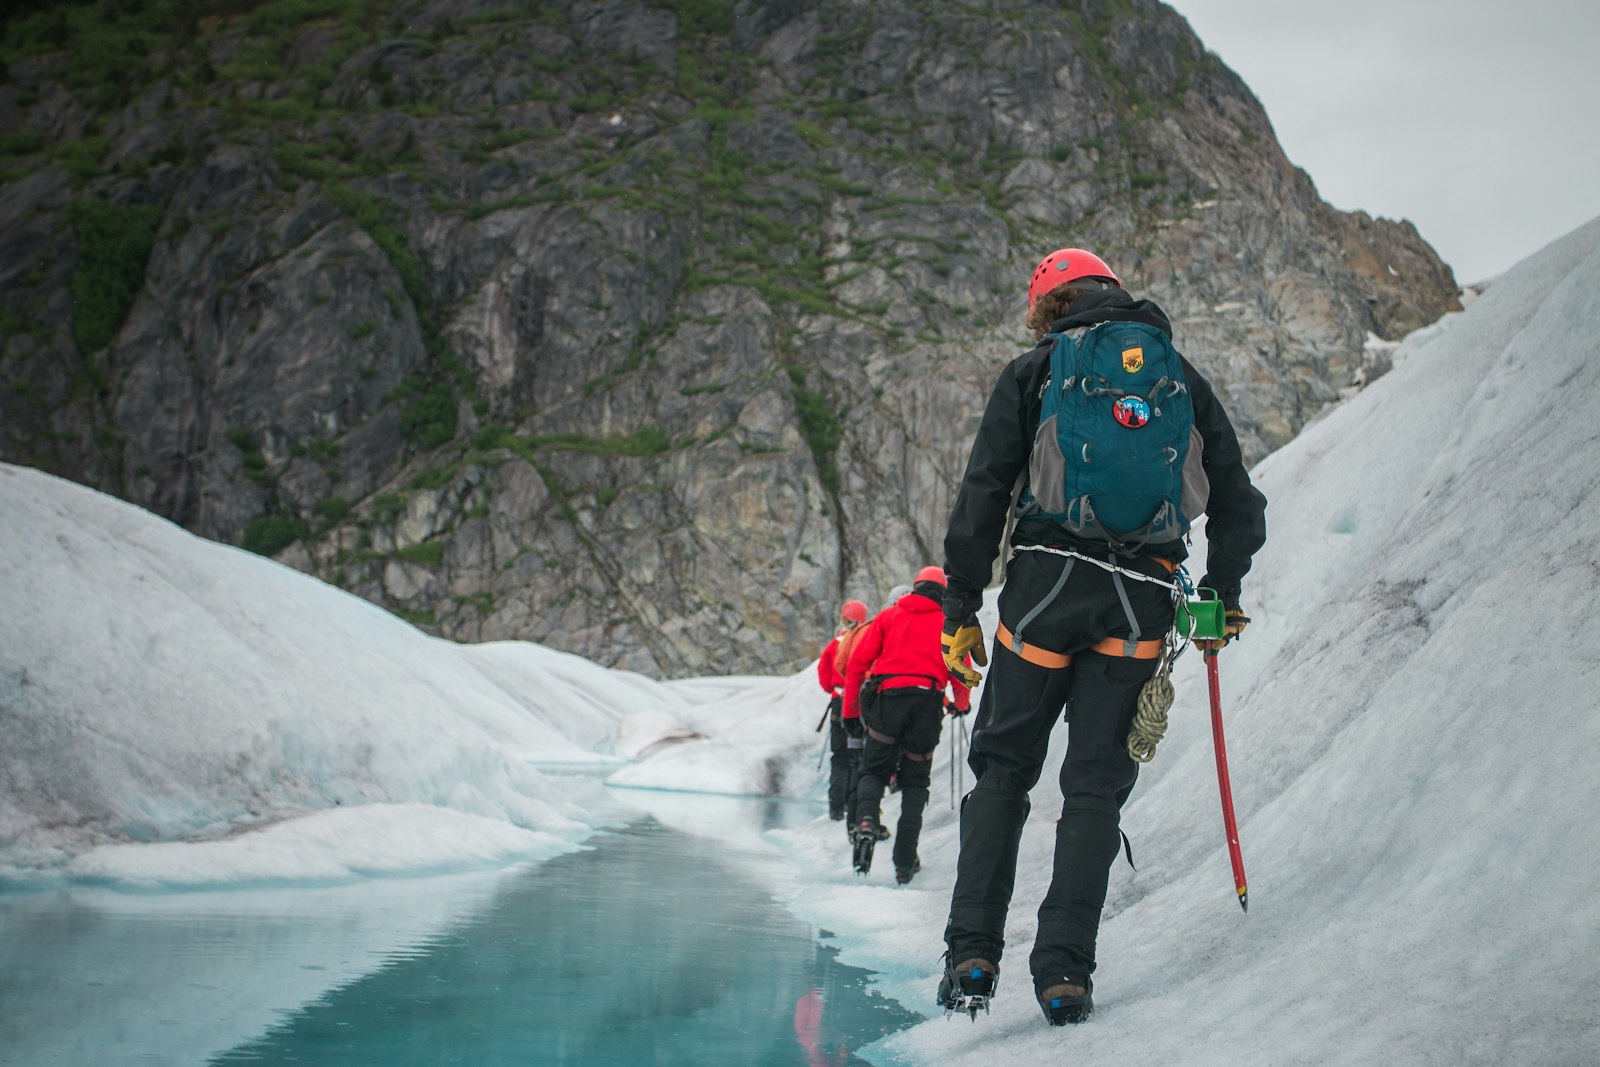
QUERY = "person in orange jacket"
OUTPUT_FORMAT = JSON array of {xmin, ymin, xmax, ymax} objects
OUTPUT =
[
  {"xmin": 844, "ymin": 566, "xmax": 970, "ymax": 883},
  {"xmin": 817, "ymin": 600, "xmax": 869, "ymax": 821}
]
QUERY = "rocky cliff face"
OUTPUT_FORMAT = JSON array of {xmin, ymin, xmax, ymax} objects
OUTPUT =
[{"xmin": 0, "ymin": 0, "xmax": 1459, "ymax": 677}]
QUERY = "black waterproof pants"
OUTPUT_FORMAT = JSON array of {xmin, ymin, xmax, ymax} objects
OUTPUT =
[
  {"xmin": 843, "ymin": 715, "xmax": 866, "ymax": 828},
  {"xmin": 856, "ymin": 687, "xmax": 944, "ymax": 870},
  {"xmin": 826, "ymin": 697, "xmax": 851, "ymax": 816},
  {"xmin": 944, "ymin": 548, "xmax": 1173, "ymax": 990}
]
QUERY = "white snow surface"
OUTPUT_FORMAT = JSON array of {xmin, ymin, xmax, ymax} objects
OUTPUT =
[
  {"xmin": 4, "ymin": 216, "xmax": 1600, "ymax": 1064},
  {"xmin": 0, "ymin": 475, "xmax": 812, "ymax": 889}
]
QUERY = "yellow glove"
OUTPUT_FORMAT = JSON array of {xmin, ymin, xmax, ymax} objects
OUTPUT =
[
  {"xmin": 1200, "ymin": 607, "xmax": 1251, "ymax": 651},
  {"xmin": 941, "ymin": 615, "xmax": 987, "ymax": 687}
]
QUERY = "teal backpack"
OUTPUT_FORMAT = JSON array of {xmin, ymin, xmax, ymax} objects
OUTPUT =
[{"xmin": 1021, "ymin": 321, "xmax": 1198, "ymax": 553}]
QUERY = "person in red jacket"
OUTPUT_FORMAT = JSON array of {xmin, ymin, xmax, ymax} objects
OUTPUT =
[
  {"xmin": 817, "ymin": 600, "xmax": 869, "ymax": 821},
  {"xmin": 837, "ymin": 584, "xmax": 913, "ymax": 839},
  {"xmin": 844, "ymin": 566, "xmax": 971, "ymax": 883}
]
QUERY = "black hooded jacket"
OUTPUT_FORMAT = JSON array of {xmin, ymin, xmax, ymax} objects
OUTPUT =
[{"xmin": 942, "ymin": 287, "xmax": 1268, "ymax": 615}]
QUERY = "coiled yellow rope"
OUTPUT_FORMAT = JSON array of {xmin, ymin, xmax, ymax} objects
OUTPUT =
[{"xmin": 1127, "ymin": 656, "xmax": 1175, "ymax": 763}]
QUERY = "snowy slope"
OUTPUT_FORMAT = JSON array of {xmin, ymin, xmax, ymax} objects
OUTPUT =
[
  {"xmin": 778, "ymin": 216, "xmax": 1600, "ymax": 1065},
  {"xmin": 0, "ymin": 472, "xmax": 805, "ymax": 888}
]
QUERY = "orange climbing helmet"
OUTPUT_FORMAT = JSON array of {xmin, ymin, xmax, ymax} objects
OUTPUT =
[
  {"xmin": 914, "ymin": 565, "xmax": 947, "ymax": 587},
  {"xmin": 1027, "ymin": 247, "xmax": 1121, "ymax": 309},
  {"xmin": 840, "ymin": 600, "xmax": 868, "ymax": 625}
]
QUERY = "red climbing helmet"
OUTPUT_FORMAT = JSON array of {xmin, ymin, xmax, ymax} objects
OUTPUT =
[
  {"xmin": 914, "ymin": 565, "xmax": 947, "ymax": 587},
  {"xmin": 1027, "ymin": 247, "xmax": 1122, "ymax": 309},
  {"xmin": 840, "ymin": 600, "xmax": 868, "ymax": 625}
]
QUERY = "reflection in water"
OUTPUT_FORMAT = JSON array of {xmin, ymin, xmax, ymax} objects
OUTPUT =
[
  {"xmin": 209, "ymin": 817, "xmax": 911, "ymax": 1066},
  {"xmin": 794, "ymin": 986, "xmax": 848, "ymax": 1067},
  {"xmin": 0, "ymin": 869, "xmax": 514, "ymax": 1067},
  {"xmin": 0, "ymin": 798, "xmax": 913, "ymax": 1067}
]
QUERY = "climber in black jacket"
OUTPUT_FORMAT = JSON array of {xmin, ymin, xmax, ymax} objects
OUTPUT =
[{"xmin": 936, "ymin": 247, "xmax": 1267, "ymax": 1026}]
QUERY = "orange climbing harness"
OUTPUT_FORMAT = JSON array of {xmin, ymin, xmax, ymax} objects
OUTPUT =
[{"xmin": 994, "ymin": 621, "xmax": 1164, "ymax": 667}]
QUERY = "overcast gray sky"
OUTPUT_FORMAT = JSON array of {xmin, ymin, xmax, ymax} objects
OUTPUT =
[{"xmin": 1167, "ymin": 0, "xmax": 1600, "ymax": 284}]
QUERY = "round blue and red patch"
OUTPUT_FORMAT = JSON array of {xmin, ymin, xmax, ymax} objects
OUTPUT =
[{"xmin": 1113, "ymin": 395, "xmax": 1151, "ymax": 428}]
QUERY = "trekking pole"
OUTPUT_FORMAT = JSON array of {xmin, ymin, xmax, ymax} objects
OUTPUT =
[
  {"xmin": 958, "ymin": 715, "xmax": 967, "ymax": 797},
  {"xmin": 817, "ymin": 727, "xmax": 829, "ymax": 772},
  {"xmin": 948, "ymin": 711, "xmax": 968, "ymax": 808},
  {"xmin": 949, "ymin": 714, "xmax": 956, "ymax": 808},
  {"xmin": 1205, "ymin": 651, "xmax": 1248, "ymax": 912}
]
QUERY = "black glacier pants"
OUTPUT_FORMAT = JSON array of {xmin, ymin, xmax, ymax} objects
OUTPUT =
[
  {"xmin": 843, "ymin": 715, "xmax": 866, "ymax": 827},
  {"xmin": 855, "ymin": 687, "xmax": 944, "ymax": 870},
  {"xmin": 943, "ymin": 547, "xmax": 1173, "ymax": 989},
  {"xmin": 826, "ymin": 697, "xmax": 851, "ymax": 816}
]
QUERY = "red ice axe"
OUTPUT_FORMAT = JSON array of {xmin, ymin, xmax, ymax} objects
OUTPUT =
[{"xmin": 1205, "ymin": 650, "xmax": 1249, "ymax": 912}]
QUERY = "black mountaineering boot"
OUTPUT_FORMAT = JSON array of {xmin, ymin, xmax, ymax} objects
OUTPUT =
[
  {"xmin": 936, "ymin": 953, "xmax": 997, "ymax": 1020},
  {"xmin": 894, "ymin": 856, "xmax": 921, "ymax": 885},
  {"xmin": 1037, "ymin": 975, "xmax": 1093, "ymax": 1025},
  {"xmin": 852, "ymin": 818, "xmax": 877, "ymax": 874}
]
